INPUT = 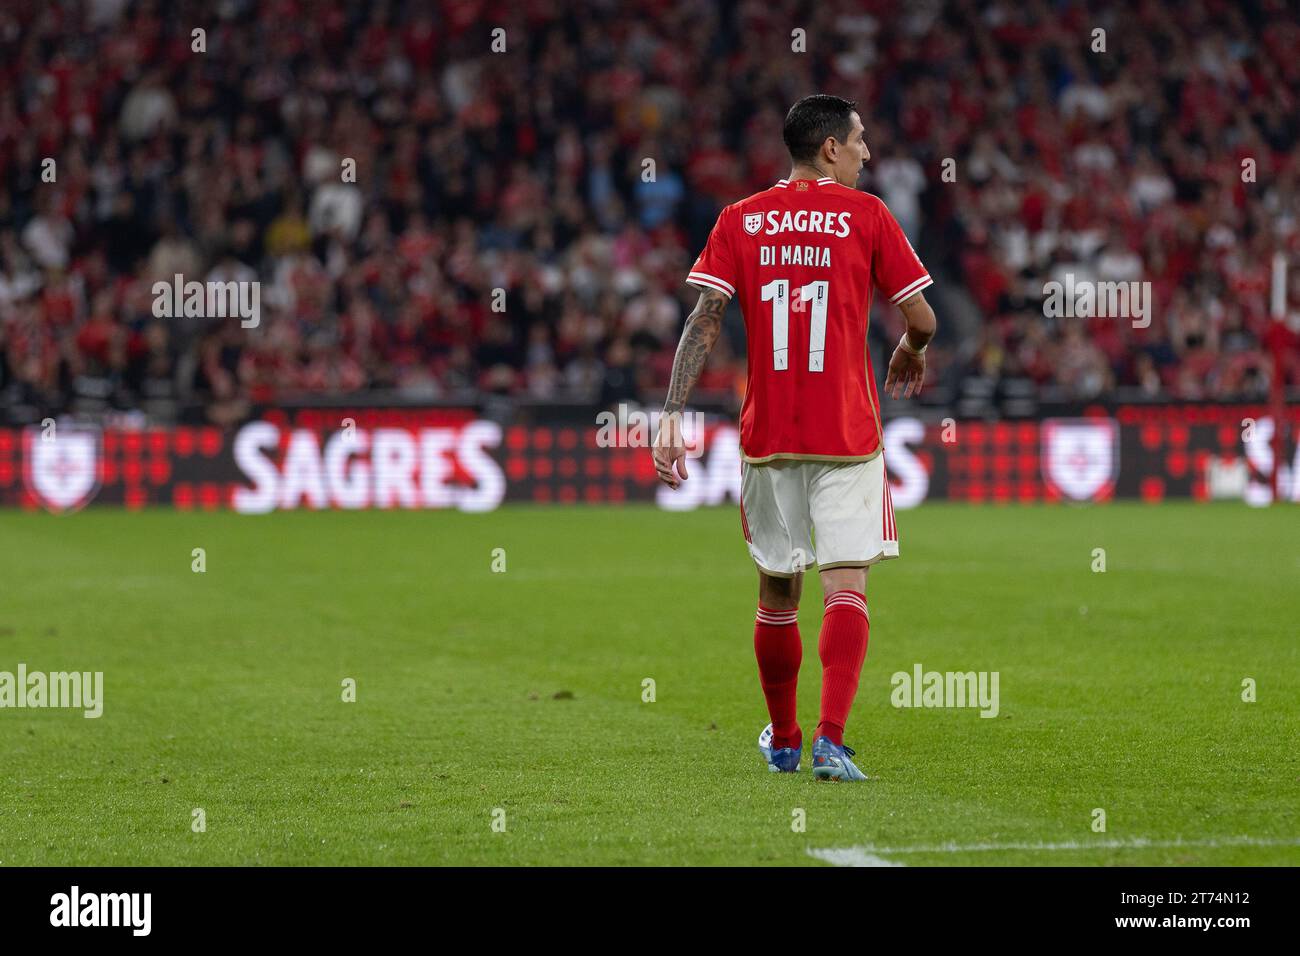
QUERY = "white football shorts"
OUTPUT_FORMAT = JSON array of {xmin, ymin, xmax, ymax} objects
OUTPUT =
[{"xmin": 739, "ymin": 453, "xmax": 899, "ymax": 577}]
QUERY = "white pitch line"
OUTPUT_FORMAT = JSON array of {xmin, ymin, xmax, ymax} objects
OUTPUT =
[
  {"xmin": 809, "ymin": 835, "xmax": 1300, "ymax": 867},
  {"xmin": 808, "ymin": 847, "xmax": 905, "ymax": 867}
]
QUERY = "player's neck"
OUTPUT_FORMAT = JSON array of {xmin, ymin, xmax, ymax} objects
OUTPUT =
[{"xmin": 788, "ymin": 163, "xmax": 834, "ymax": 183}]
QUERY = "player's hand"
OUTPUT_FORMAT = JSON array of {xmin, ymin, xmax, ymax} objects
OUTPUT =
[
  {"xmin": 652, "ymin": 412, "xmax": 689, "ymax": 489},
  {"xmin": 884, "ymin": 344, "xmax": 926, "ymax": 399}
]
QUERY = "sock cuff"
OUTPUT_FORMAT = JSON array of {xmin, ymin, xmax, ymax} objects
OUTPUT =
[
  {"xmin": 756, "ymin": 605, "xmax": 799, "ymax": 626},
  {"xmin": 823, "ymin": 589, "xmax": 868, "ymax": 620}
]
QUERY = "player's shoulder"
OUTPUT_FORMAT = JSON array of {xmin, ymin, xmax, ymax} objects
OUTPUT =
[
  {"xmin": 824, "ymin": 183, "xmax": 890, "ymax": 215},
  {"xmin": 822, "ymin": 185, "xmax": 894, "ymax": 237},
  {"xmin": 709, "ymin": 185, "xmax": 788, "ymax": 234},
  {"xmin": 726, "ymin": 183, "xmax": 790, "ymax": 212}
]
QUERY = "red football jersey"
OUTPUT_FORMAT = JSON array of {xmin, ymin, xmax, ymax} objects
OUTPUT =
[{"xmin": 687, "ymin": 177, "xmax": 931, "ymax": 462}]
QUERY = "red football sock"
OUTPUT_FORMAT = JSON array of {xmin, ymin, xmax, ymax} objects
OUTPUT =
[
  {"xmin": 754, "ymin": 605, "xmax": 802, "ymax": 750},
  {"xmin": 815, "ymin": 590, "xmax": 870, "ymax": 746}
]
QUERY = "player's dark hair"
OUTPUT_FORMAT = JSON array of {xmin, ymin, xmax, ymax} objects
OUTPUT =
[{"xmin": 782, "ymin": 95, "xmax": 858, "ymax": 164}]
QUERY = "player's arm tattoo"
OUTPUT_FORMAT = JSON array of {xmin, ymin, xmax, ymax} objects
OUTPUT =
[
  {"xmin": 897, "ymin": 291, "xmax": 936, "ymax": 349},
  {"xmin": 663, "ymin": 289, "xmax": 727, "ymax": 414}
]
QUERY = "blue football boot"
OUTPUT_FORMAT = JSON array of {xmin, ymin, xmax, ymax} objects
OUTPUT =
[
  {"xmin": 811, "ymin": 736, "xmax": 868, "ymax": 781},
  {"xmin": 758, "ymin": 723, "xmax": 801, "ymax": 773}
]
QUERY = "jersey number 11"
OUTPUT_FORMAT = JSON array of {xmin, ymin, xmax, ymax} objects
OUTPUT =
[{"xmin": 761, "ymin": 278, "xmax": 829, "ymax": 373}]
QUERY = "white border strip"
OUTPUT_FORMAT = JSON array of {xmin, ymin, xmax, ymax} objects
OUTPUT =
[
  {"xmin": 889, "ymin": 274, "xmax": 933, "ymax": 304},
  {"xmin": 687, "ymin": 272, "xmax": 735, "ymax": 297}
]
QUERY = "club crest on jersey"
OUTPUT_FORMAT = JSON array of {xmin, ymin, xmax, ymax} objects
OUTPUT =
[
  {"xmin": 743, "ymin": 212, "xmax": 763, "ymax": 235},
  {"xmin": 23, "ymin": 425, "xmax": 103, "ymax": 513},
  {"xmin": 1041, "ymin": 418, "xmax": 1119, "ymax": 502}
]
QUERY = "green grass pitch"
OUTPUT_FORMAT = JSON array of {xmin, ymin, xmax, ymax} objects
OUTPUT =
[{"xmin": 0, "ymin": 502, "xmax": 1296, "ymax": 866}]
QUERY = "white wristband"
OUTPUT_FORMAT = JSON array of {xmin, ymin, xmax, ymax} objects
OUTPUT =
[{"xmin": 899, "ymin": 332, "xmax": 927, "ymax": 356}]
